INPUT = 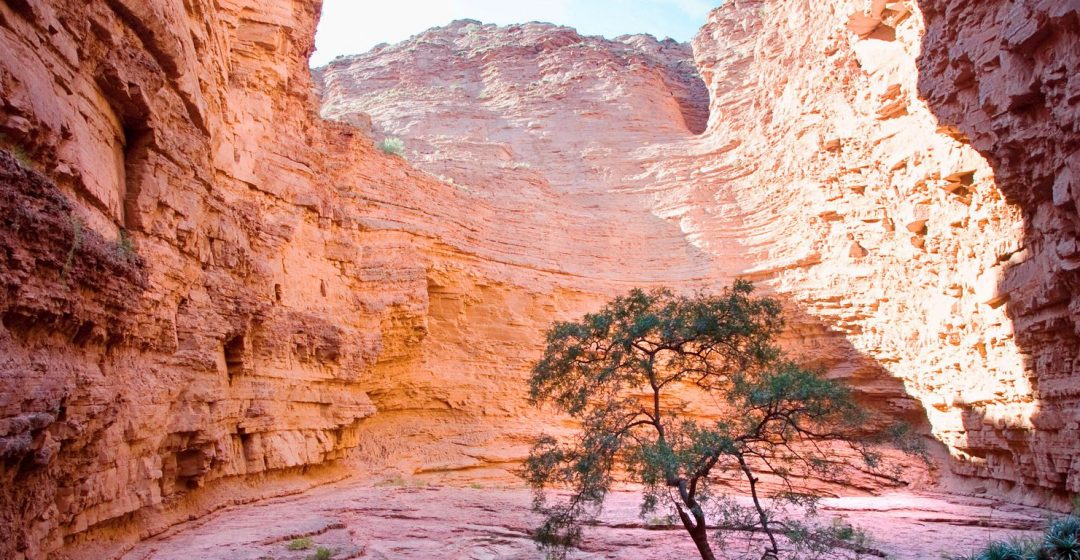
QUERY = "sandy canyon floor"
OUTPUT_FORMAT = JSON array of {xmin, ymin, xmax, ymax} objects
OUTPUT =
[{"xmin": 118, "ymin": 482, "xmax": 1050, "ymax": 560}]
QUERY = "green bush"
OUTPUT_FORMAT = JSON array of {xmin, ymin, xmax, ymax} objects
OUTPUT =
[
  {"xmin": 378, "ymin": 137, "xmax": 405, "ymax": 156},
  {"xmin": 1044, "ymin": 517, "xmax": 1080, "ymax": 560},
  {"xmin": 114, "ymin": 228, "xmax": 136, "ymax": 262},
  {"xmin": 309, "ymin": 547, "xmax": 333, "ymax": 560},
  {"xmin": 955, "ymin": 515, "xmax": 1080, "ymax": 560},
  {"xmin": 60, "ymin": 214, "xmax": 84, "ymax": 279},
  {"xmin": 521, "ymin": 281, "xmax": 916, "ymax": 560},
  {"xmin": 287, "ymin": 537, "xmax": 313, "ymax": 550}
]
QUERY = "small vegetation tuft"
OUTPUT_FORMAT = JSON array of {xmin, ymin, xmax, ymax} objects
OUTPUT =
[
  {"xmin": 287, "ymin": 537, "xmax": 313, "ymax": 550},
  {"xmin": 1045, "ymin": 516, "xmax": 1080, "ymax": 560},
  {"xmin": 378, "ymin": 137, "xmax": 405, "ymax": 157},
  {"xmin": 10, "ymin": 145, "xmax": 32, "ymax": 168},
  {"xmin": 0, "ymin": 133, "xmax": 34, "ymax": 169},
  {"xmin": 309, "ymin": 546, "xmax": 333, "ymax": 560},
  {"xmin": 114, "ymin": 228, "xmax": 136, "ymax": 262},
  {"xmin": 61, "ymin": 214, "xmax": 84, "ymax": 279}
]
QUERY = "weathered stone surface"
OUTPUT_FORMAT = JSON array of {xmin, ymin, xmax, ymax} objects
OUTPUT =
[
  {"xmin": 119, "ymin": 482, "xmax": 1051, "ymax": 560},
  {"xmin": 685, "ymin": 0, "xmax": 1043, "ymax": 504},
  {"xmin": 0, "ymin": 1, "xmax": 429, "ymax": 557},
  {"xmin": 315, "ymin": 0, "xmax": 1077, "ymax": 511},
  {"xmin": 916, "ymin": 0, "xmax": 1080, "ymax": 504},
  {"xmin": 0, "ymin": 0, "xmax": 1078, "ymax": 557}
]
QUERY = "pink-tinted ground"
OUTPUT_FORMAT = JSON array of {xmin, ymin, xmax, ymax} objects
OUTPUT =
[{"xmin": 116, "ymin": 481, "xmax": 1050, "ymax": 560}]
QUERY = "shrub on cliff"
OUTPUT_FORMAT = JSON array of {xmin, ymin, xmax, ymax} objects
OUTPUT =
[
  {"xmin": 377, "ymin": 137, "xmax": 405, "ymax": 156},
  {"xmin": 521, "ymin": 280, "xmax": 918, "ymax": 560}
]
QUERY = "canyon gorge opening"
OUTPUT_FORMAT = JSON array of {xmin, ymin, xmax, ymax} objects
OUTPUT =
[{"xmin": 1, "ymin": 0, "xmax": 1078, "ymax": 559}]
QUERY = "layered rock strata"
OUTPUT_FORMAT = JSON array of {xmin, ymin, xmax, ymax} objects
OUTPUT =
[
  {"xmin": 0, "ymin": 0, "xmax": 1077, "ymax": 558},
  {"xmin": 0, "ymin": 1, "xmax": 427, "ymax": 557},
  {"xmin": 916, "ymin": 0, "xmax": 1080, "ymax": 501},
  {"xmin": 318, "ymin": 0, "xmax": 1079, "ymax": 507}
]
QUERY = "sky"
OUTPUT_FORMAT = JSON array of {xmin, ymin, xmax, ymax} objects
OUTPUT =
[{"xmin": 311, "ymin": 0, "xmax": 716, "ymax": 67}]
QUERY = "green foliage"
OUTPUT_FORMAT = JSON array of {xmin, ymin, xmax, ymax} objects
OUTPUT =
[
  {"xmin": 61, "ymin": 214, "xmax": 84, "ymax": 279},
  {"xmin": 307, "ymin": 546, "xmax": 333, "ymax": 560},
  {"xmin": 954, "ymin": 515, "xmax": 1080, "ymax": 560},
  {"xmin": 114, "ymin": 229, "xmax": 136, "ymax": 262},
  {"xmin": 287, "ymin": 537, "xmax": 313, "ymax": 550},
  {"xmin": 522, "ymin": 281, "xmax": 909, "ymax": 560},
  {"xmin": 0, "ymin": 134, "xmax": 34, "ymax": 169},
  {"xmin": 980, "ymin": 540, "xmax": 1039, "ymax": 560},
  {"xmin": 783, "ymin": 516, "xmax": 877, "ymax": 559},
  {"xmin": 1044, "ymin": 517, "xmax": 1080, "ymax": 560},
  {"xmin": 645, "ymin": 514, "xmax": 677, "ymax": 528},
  {"xmin": 10, "ymin": 145, "xmax": 32, "ymax": 168},
  {"xmin": 378, "ymin": 137, "xmax": 405, "ymax": 156},
  {"xmin": 374, "ymin": 474, "xmax": 406, "ymax": 487}
]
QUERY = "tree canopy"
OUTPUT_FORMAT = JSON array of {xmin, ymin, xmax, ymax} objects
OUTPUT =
[{"xmin": 522, "ymin": 280, "xmax": 917, "ymax": 560}]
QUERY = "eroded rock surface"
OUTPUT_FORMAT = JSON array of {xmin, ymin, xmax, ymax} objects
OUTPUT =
[
  {"xmin": 0, "ymin": 1, "xmax": 430, "ymax": 557},
  {"xmin": 119, "ymin": 482, "xmax": 1049, "ymax": 560},
  {"xmin": 0, "ymin": 0, "xmax": 1078, "ymax": 558},
  {"xmin": 316, "ymin": 0, "xmax": 1079, "ymax": 508},
  {"xmin": 916, "ymin": 0, "xmax": 1080, "ymax": 504}
]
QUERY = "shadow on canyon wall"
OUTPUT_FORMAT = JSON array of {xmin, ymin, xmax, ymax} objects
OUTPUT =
[{"xmin": 915, "ymin": 0, "xmax": 1079, "ymax": 506}]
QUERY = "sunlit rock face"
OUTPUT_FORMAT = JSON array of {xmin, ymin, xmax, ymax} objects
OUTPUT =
[
  {"xmin": 915, "ymin": 0, "xmax": 1080, "ymax": 503},
  {"xmin": 0, "ymin": 1, "xmax": 432, "ymax": 557},
  {"xmin": 0, "ymin": 0, "xmax": 1076, "ymax": 557},
  {"xmin": 316, "ymin": 19, "xmax": 716, "ymax": 283},
  {"xmin": 317, "ymin": 0, "xmax": 1076, "ymax": 506},
  {"xmin": 686, "ymin": 0, "xmax": 1053, "ymax": 503}
]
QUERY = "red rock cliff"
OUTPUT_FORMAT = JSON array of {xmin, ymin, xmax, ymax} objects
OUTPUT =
[
  {"xmin": 0, "ymin": 0, "xmax": 433, "ymax": 557},
  {"xmin": 688, "ymin": 0, "xmax": 1077, "ymax": 506},
  {"xmin": 318, "ymin": 0, "xmax": 1079, "ymax": 508},
  {"xmin": 0, "ymin": 0, "xmax": 1078, "ymax": 558},
  {"xmin": 916, "ymin": 0, "xmax": 1080, "ymax": 502}
]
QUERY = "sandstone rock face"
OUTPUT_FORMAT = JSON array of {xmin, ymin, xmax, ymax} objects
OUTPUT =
[
  {"xmin": 317, "ymin": 20, "xmax": 715, "ymax": 284},
  {"xmin": 0, "ymin": 0, "xmax": 1077, "ymax": 558},
  {"xmin": 915, "ymin": 0, "xmax": 1080, "ymax": 502},
  {"xmin": 0, "ymin": 1, "xmax": 431, "ymax": 557},
  {"xmin": 685, "ymin": 0, "xmax": 1063, "ymax": 504},
  {"xmin": 317, "ymin": 0, "xmax": 1078, "ymax": 508}
]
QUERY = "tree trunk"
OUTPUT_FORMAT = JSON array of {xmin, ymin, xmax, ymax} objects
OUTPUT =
[
  {"xmin": 687, "ymin": 522, "xmax": 717, "ymax": 560},
  {"xmin": 676, "ymin": 504, "xmax": 717, "ymax": 560}
]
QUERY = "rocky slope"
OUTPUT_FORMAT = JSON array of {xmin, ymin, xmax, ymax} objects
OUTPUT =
[{"xmin": 0, "ymin": 0, "xmax": 1077, "ymax": 558}]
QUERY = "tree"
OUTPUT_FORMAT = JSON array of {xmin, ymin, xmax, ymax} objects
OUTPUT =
[{"xmin": 522, "ymin": 280, "xmax": 915, "ymax": 560}]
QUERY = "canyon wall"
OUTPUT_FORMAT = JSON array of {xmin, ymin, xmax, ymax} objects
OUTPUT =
[
  {"xmin": 0, "ymin": 0, "xmax": 432, "ymax": 557},
  {"xmin": 0, "ymin": 0, "xmax": 1077, "ymax": 558},
  {"xmin": 915, "ymin": 0, "xmax": 1080, "ymax": 501},
  {"xmin": 685, "ymin": 0, "xmax": 1077, "ymax": 505},
  {"xmin": 318, "ymin": 0, "xmax": 1079, "ymax": 506}
]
